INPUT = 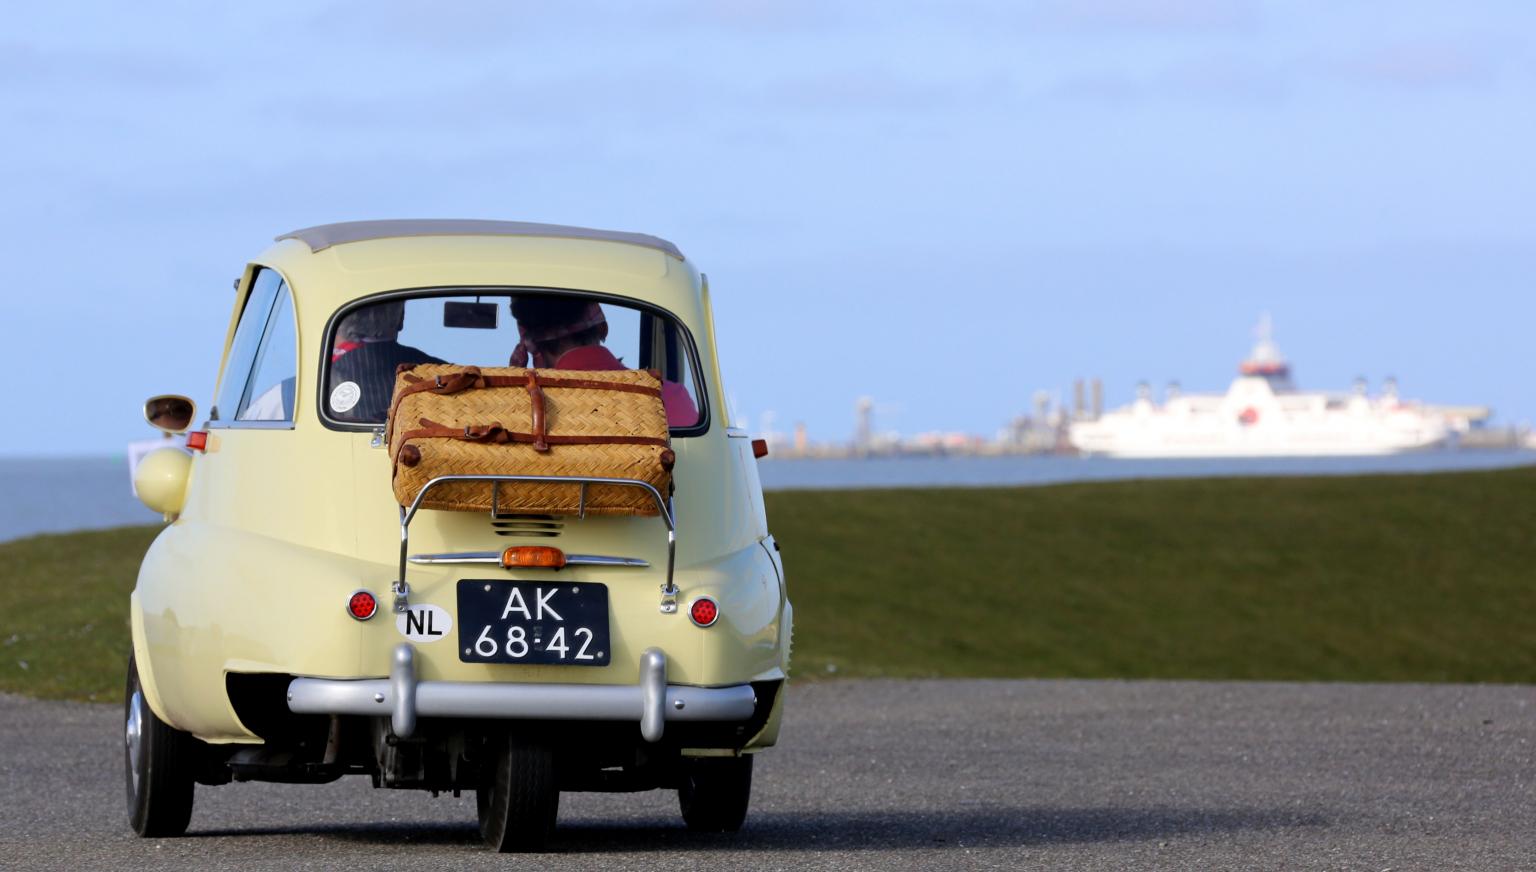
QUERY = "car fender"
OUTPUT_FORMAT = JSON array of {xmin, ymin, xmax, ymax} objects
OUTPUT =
[
  {"xmin": 135, "ymin": 520, "xmax": 383, "ymax": 742},
  {"xmin": 128, "ymin": 589, "xmax": 175, "ymax": 728}
]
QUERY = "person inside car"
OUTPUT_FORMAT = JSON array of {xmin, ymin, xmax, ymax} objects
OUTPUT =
[
  {"xmin": 509, "ymin": 297, "xmax": 698, "ymax": 427},
  {"xmin": 329, "ymin": 301, "xmax": 444, "ymax": 421}
]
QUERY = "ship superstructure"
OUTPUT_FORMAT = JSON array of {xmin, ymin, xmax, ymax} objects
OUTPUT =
[{"xmin": 1068, "ymin": 317, "xmax": 1481, "ymax": 458}]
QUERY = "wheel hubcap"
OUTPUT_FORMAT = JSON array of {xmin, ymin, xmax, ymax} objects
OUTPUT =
[{"xmin": 126, "ymin": 689, "xmax": 144, "ymax": 794}]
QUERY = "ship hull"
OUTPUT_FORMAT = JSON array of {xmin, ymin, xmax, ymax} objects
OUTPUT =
[{"xmin": 1079, "ymin": 440, "xmax": 1447, "ymax": 459}]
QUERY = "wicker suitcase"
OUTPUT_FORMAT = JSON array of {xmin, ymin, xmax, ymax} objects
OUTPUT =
[{"xmin": 386, "ymin": 364, "xmax": 674, "ymax": 515}]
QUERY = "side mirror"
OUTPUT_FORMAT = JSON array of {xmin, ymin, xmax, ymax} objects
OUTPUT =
[{"xmin": 144, "ymin": 395, "xmax": 196, "ymax": 435}]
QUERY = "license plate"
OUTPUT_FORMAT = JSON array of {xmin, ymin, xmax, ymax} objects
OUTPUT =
[{"xmin": 456, "ymin": 580, "xmax": 610, "ymax": 666}]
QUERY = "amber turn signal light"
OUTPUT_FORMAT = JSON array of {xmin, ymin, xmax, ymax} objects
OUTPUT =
[
  {"xmin": 752, "ymin": 438, "xmax": 769, "ymax": 459},
  {"xmin": 501, "ymin": 546, "xmax": 567, "ymax": 569},
  {"xmin": 186, "ymin": 431, "xmax": 208, "ymax": 452}
]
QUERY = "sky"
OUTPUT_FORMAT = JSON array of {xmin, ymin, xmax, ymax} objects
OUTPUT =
[{"xmin": 2, "ymin": 0, "xmax": 1532, "ymax": 455}]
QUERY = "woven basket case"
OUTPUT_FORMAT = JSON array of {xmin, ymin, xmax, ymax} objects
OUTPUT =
[{"xmin": 387, "ymin": 364, "xmax": 673, "ymax": 515}]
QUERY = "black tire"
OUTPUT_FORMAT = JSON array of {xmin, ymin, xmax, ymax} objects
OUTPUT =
[
  {"xmin": 476, "ymin": 732, "xmax": 558, "ymax": 852},
  {"xmin": 678, "ymin": 755, "xmax": 753, "ymax": 832},
  {"xmin": 124, "ymin": 653, "xmax": 195, "ymax": 837}
]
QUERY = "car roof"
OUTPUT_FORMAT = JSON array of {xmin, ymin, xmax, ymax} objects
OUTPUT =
[{"xmin": 276, "ymin": 219, "xmax": 685, "ymax": 261}]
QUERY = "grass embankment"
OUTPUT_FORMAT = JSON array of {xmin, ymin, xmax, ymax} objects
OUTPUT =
[
  {"xmin": 766, "ymin": 466, "xmax": 1536, "ymax": 683},
  {"xmin": 0, "ymin": 525, "xmax": 161, "ymax": 700},
  {"xmin": 2, "ymin": 467, "xmax": 1533, "ymax": 701}
]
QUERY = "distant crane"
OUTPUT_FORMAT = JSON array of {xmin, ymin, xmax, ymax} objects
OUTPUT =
[{"xmin": 855, "ymin": 397, "xmax": 874, "ymax": 449}]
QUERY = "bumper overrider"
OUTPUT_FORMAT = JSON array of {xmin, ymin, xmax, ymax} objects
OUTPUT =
[{"xmin": 285, "ymin": 644, "xmax": 758, "ymax": 742}]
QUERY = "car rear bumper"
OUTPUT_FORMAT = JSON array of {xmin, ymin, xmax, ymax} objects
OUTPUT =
[{"xmin": 285, "ymin": 643, "xmax": 757, "ymax": 742}]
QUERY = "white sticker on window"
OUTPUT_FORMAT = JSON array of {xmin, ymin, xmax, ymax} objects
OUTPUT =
[
  {"xmin": 396, "ymin": 604, "xmax": 452, "ymax": 643},
  {"xmin": 330, "ymin": 381, "xmax": 361, "ymax": 413}
]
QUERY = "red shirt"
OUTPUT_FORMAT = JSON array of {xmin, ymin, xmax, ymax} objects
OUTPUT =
[{"xmin": 554, "ymin": 346, "xmax": 700, "ymax": 428}]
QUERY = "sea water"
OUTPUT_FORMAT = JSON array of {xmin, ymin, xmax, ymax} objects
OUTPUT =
[{"xmin": 0, "ymin": 456, "xmax": 161, "ymax": 543}]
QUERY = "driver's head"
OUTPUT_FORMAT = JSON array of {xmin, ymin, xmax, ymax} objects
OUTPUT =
[{"xmin": 337, "ymin": 301, "xmax": 405, "ymax": 343}]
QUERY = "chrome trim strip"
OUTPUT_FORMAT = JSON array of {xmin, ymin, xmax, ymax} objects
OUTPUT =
[
  {"xmin": 410, "ymin": 552, "xmax": 501, "ymax": 564},
  {"xmin": 204, "ymin": 420, "xmax": 295, "ymax": 431},
  {"xmin": 725, "ymin": 427, "xmax": 750, "ymax": 439},
  {"xmin": 408, "ymin": 552, "xmax": 650, "ymax": 568},
  {"xmin": 286, "ymin": 645, "xmax": 756, "ymax": 742}
]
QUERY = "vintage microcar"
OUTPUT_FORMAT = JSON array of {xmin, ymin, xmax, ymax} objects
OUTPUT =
[{"xmin": 127, "ymin": 220, "xmax": 790, "ymax": 852}]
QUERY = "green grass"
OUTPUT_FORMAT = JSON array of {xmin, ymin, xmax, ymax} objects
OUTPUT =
[
  {"xmin": 768, "ymin": 466, "xmax": 1536, "ymax": 683},
  {"xmin": 0, "ymin": 525, "xmax": 160, "ymax": 701},
  {"xmin": 3, "ymin": 467, "xmax": 1534, "ymax": 700}
]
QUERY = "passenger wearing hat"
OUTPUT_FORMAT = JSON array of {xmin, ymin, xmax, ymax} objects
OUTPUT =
[{"xmin": 510, "ymin": 297, "xmax": 698, "ymax": 427}]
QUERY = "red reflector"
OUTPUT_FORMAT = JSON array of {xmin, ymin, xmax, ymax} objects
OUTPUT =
[
  {"xmin": 347, "ymin": 590, "xmax": 378, "ymax": 621},
  {"xmin": 752, "ymin": 438, "xmax": 769, "ymax": 459},
  {"xmin": 689, "ymin": 597, "xmax": 718, "ymax": 627},
  {"xmin": 501, "ymin": 546, "xmax": 566, "ymax": 569},
  {"xmin": 186, "ymin": 431, "xmax": 208, "ymax": 451}
]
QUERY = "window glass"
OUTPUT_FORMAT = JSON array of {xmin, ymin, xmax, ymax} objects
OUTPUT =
[
  {"xmin": 325, "ymin": 293, "xmax": 704, "ymax": 431},
  {"xmin": 212, "ymin": 269, "xmax": 282, "ymax": 421},
  {"xmin": 236, "ymin": 285, "xmax": 297, "ymax": 422}
]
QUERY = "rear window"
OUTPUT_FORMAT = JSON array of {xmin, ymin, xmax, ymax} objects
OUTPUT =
[{"xmin": 322, "ymin": 292, "xmax": 705, "ymax": 432}]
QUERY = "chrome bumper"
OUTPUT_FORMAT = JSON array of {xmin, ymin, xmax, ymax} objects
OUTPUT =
[{"xmin": 285, "ymin": 644, "xmax": 757, "ymax": 742}]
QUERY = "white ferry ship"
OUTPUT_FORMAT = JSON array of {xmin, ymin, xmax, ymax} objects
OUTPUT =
[{"xmin": 1069, "ymin": 317, "xmax": 1484, "ymax": 458}]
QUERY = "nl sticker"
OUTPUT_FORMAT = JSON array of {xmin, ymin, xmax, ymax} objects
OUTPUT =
[{"xmin": 397, "ymin": 604, "xmax": 452, "ymax": 643}]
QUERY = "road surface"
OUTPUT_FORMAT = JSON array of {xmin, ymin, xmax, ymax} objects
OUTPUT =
[{"xmin": 3, "ymin": 679, "xmax": 1532, "ymax": 870}]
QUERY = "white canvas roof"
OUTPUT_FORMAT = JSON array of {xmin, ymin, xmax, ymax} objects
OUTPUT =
[{"xmin": 277, "ymin": 219, "xmax": 684, "ymax": 260}]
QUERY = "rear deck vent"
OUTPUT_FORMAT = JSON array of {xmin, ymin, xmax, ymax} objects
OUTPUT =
[{"xmin": 490, "ymin": 514, "xmax": 564, "ymax": 538}]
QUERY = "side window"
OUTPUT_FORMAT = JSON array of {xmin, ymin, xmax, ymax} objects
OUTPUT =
[
  {"xmin": 640, "ymin": 314, "xmax": 704, "ymax": 430},
  {"xmin": 236, "ymin": 285, "xmax": 297, "ymax": 422},
  {"xmin": 211, "ymin": 270, "xmax": 282, "ymax": 422}
]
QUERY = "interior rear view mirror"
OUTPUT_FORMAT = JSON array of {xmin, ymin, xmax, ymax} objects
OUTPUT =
[
  {"xmin": 444, "ymin": 301, "xmax": 499, "ymax": 329},
  {"xmin": 144, "ymin": 394, "xmax": 196, "ymax": 434}
]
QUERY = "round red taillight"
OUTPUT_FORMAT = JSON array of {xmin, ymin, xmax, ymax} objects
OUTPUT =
[
  {"xmin": 688, "ymin": 597, "xmax": 718, "ymax": 627},
  {"xmin": 348, "ymin": 590, "xmax": 378, "ymax": 621}
]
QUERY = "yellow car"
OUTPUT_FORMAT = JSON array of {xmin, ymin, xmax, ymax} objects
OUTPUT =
[{"xmin": 127, "ymin": 220, "xmax": 791, "ymax": 852}]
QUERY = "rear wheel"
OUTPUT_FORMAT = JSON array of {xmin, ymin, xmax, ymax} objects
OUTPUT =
[
  {"xmin": 476, "ymin": 732, "xmax": 558, "ymax": 852},
  {"xmin": 124, "ymin": 653, "xmax": 195, "ymax": 837},
  {"xmin": 678, "ymin": 755, "xmax": 753, "ymax": 832}
]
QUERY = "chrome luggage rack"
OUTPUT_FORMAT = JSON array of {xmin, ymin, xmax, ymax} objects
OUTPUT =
[{"xmin": 395, "ymin": 474, "xmax": 677, "ymax": 614}]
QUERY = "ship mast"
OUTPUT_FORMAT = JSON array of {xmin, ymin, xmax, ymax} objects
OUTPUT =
[{"xmin": 1239, "ymin": 312, "xmax": 1294, "ymax": 391}]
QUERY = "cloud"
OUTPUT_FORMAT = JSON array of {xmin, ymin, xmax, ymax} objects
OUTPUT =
[
  {"xmin": 1025, "ymin": 0, "xmax": 1260, "ymax": 34},
  {"xmin": 746, "ymin": 67, "xmax": 1013, "ymax": 114},
  {"xmin": 1330, "ymin": 41, "xmax": 1499, "ymax": 91},
  {"xmin": 0, "ymin": 40, "xmax": 210, "ymax": 90},
  {"xmin": 1048, "ymin": 54, "xmax": 1288, "ymax": 105},
  {"xmin": 298, "ymin": 0, "xmax": 841, "ymax": 51}
]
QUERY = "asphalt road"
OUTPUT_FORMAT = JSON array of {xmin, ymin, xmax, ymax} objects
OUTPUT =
[{"xmin": 2, "ymin": 680, "xmax": 1532, "ymax": 871}]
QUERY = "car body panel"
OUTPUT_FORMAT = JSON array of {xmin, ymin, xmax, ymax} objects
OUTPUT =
[{"xmin": 133, "ymin": 227, "xmax": 788, "ymax": 750}]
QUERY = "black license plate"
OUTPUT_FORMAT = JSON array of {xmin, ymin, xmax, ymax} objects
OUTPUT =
[{"xmin": 456, "ymin": 580, "xmax": 610, "ymax": 666}]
